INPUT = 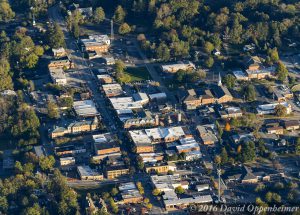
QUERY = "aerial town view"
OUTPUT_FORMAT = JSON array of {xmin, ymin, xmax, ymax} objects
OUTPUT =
[{"xmin": 0, "ymin": 0, "xmax": 300, "ymax": 214}]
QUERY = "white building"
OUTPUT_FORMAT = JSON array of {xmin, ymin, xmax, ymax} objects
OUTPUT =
[
  {"xmin": 73, "ymin": 100, "xmax": 100, "ymax": 117},
  {"xmin": 161, "ymin": 61, "xmax": 195, "ymax": 73},
  {"xmin": 256, "ymin": 102, "xmax": 292, "ymax": 115}
]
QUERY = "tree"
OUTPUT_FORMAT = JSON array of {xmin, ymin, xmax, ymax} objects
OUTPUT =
[
  {"xmin": 267, "ymin": 47, "xmax": 279, "ymax": 63},
  {"xmin": 174, "ymin": 69, "xmax": 187, "ymax": 83},
  {"xmin": 295, "ymin": 138, "xmax": 300, "ymax": 155},
  {"xmin": 113, "ymin": 5, "xmax": 126, "ymax": 23},
  {"xmin": 93, "ymin": 7, "xmax": 105, "ymax": 24},
  {"xmin": 204, "ymin": 57, "xmax": 214, "ymax": 68},
  {"xmin": 47, "ymin": 101, "xmax": 59, "ymax": 119},
  {"xmin": 136, "ymin": 182, "xmax": 145, "ymax": 195},
  {"xmin": 274, "ymin": 182, "xmax": 284, "ymax": 190},
  {"xmin": 265, "ymin": 192, "xmax": 273, "ymax": 203},
  {"xmin": 118, "ymin": 23, "xmax": 131, "ymax": 35},
  {"xmin": 241, "ymin": 141, "xmax": 256, "ymax": 163},
  {"xmin": 214, "ymin": 155, "xmax": 221, "ymax": 165},
  {"xmin": 204, "ymin": 41, "xmax": 214, "ymax": 54},
  {"xmin": 24, "ymin": 203, "xmax": 41, "ymax": 215},
  {"xmin": 156, "ymin": 42, "xmax": 170, "ymax": 61},
  {"xmin": 272, "ymin": 193, "xmax": 281, "ymax": 203},
  {"xmin": 39, "ymin": 156, "xmax": 55, "ymax": 171},
  {"xmin": 146, "ymin": 203, "xmax": 153, "ymax": 210},
  {"xmin": 243, "ymin": 84, "xmax": 256, "ymax": 101},
  {"xmin": 188, "ymin": 71, "xmax": 206, "ymax": 82},
  {"xmin": 255, "ymin": 183, "xmax": 266, "ymax": 192},
  {"xmin": 152, "ymin": 188, "xmax": 161, "ymax": 196},
  {"xmin": 220, "ymin": 147, "xmax": 228, "ymax": 164},
  {"xmin": 0, "ymin": 196, "xmax": 8, "ymax": 213},
  {"xmin": 276, "ymin": 61, "xmax": 288, "ymax": 82},
  {"xmin": 110, "ymin": 188, "xmax": 118, "ymax": 197},
  {"xmin": 274, "ymin": 104, "xmax": 287, "ymax": 117},
  {"xmin": 143, "ymin": 198, "xmax": 150, "ymax": 204},
  {"xmin": 175, "ymin": 186, "xmax": 185, "ymax": 194},
  {"xmin": 222, "ymin": 74, "xmax": 236, "ymax": 89},
  {"xmin": 0, "ymin": 0, "xmax": 15, "ymax": 22},
  {"xmin": 72, "ymin": 23, "xmax": 80, "ymax": 39},
  {"xmin": 48, "ymin": 23, "xmax": 65, "ymax": 48},
  {"xmin": 0, "ymin": 58, "xmax": 13, "ymax": 91}
]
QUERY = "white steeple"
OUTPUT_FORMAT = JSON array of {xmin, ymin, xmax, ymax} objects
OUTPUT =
[{"xmin": 218, "ymin": 72, "xmax": 222, "ymax": 86}]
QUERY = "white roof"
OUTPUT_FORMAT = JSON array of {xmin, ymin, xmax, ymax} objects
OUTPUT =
[
  {"xmin": 92, "ymin": 133, "xmax": 111, "ymax": 143},
  {"xmin": 73, "ymin": 100, "xmax": 99, "ymax": 117},
  {"xmin": 49, "ymin": 68, "xmax": 66, "ymax": 80},
  {"xmin": 149, "ymin": 92, "xmax": 167, "ymax": 100},
  {"xmin": 119, "ymin": 182, "xmax": 136, "ymax": 191},
  {"xmin": 129, "ymin": 130, "xmax": 152, "ymax": 144},
  {"xmin": 77, "ymin": 165, "xmax": 101, "ymax": 177},
  {"xmin": 109, "ymin": 97, "xmax": 142, "ymax": 110},
  {"xmin": 164, "ymin": 195, "xmax": 213, "ymax": 206},
  {"xmin": 145, "ymin": 126, "xmax": 185, "ymax": 140},
  {"xmin": 161, "ymin": 61, "xmax": 195, "ymax": 72}
]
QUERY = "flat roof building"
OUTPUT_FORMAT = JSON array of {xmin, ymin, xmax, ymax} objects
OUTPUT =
[
  {"xmin": 161, "ymin": 61, "xmax": 195, "ymax": 73},
  {"xmin": 102, "ymin": 84, "xmax": 124, "ymax": 97},
  {"xmin": 73, "ymin": 100, "xmax": 100, "ymax": 117},
  {"xmin": 49, "ymin": 68, "xmax": 67, "ymax": 85},
  {"xmin": 77, "ymin": 165, "xmax": 103, "ymax": 181}
]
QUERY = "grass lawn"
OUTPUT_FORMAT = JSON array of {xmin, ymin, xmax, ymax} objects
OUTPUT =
[{"xmin": 124, "ymin": 67, "xmax": 152, "ymax": 82}]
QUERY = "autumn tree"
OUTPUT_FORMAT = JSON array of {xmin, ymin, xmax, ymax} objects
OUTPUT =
[
  {"xmin": 113, "ymin": 5, "xmax": 126, "ymax": 23},
  {"xmin": 93, "ymin": 7, "xmax": 105, "ymax": 24}
]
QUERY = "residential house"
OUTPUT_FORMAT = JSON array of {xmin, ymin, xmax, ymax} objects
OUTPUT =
[
  {"xmin": 52, "ymin": 47, "xmax": 67, "ymax": 58},
  {"xmin": 266, "ymin": 126, "xmax": 284, "ymax": 135},
  {"xmin": 219, "ymin": 107, "xmax": 242, "ymax": 119},
  {"xmin": 283, "ymin": 120, "xmax": 299, "ymax": 131}
]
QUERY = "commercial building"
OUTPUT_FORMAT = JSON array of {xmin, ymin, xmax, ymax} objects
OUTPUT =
[
  {"xmin": 81, "ymin": 35, "xmax": 110, "ymax": 53},
  {"xmin": 196, "ymin": 184, "xmax": 210, "ymax": 192},
  {"xmin": 55, "ymin": 145, "xmax": 86, "ymax": 156},
  {"xmin": 219, "ymin": 107, "xmax": 243, "ymax": 119},
  {"xmin": 123, "ymin": 117, "xmax": 156, "ymax": 129},
  {"xmin": 105, "ymin": 165, "xmax": 129, "ymax": 179},
  {"xmin": 145, "ymin": 162, "xmax": 177, "ymax": 174},
  {"xmin": 77, "ymin": 165, "xmax": 103, "ymax": 181},
  {"xmin": 93, "ymin": 133, "xmax": 120, "ymax": 156},
  {"xmin": 119, "ymin": 182, "xmax": 143, "ymax": 204},
  {"xmin": 164, "ymin": 195, "xmax": 213, "ymax": 211},
  {"xmin": 109, "ymin": 97, "xmax": 143, "ymax": 110},
  {"xmin": 97, "ymin": 74, "xmax": 114, "ymax": 84},
  {"xmin": 256, "ymin": 102, "xmax": 292, "ymax": 115},
  {"xmin": 233, "ymin": 70, "xmax": 249, "ymax": 81},
  {"xmin": 73, "ymin": 100, "xmax": 100, "ymax": 117},
  {"xmin": 128, "ymin": 130, "xmax": 154, "ymax": 153},
  {"xmin": 60, "ymin": 157, "xmax": 76, "ymax": 166},
  {"xmin": 49, "ymin": 117, "xmax": 98, "ymax": 139},
  {"xmin": 133, "ymin": 92, "xmax": 149, "ymax": 105},
  {"xmin": 49, "ymin": 68, "xmax": 67, "ymax": 85},
  {"xmin": 161, "ymin": 61, "xmax": 195, "ymax": 73},
  {"xmin": 102, "ymin": 84, "xmax": 124, "ymax": 97},
  {"xmin": 197, "ymin": 125, "xmax": 218, "ymax": 145}
]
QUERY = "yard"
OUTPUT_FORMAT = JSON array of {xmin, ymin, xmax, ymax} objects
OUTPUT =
[{"xmin": 124, "ymin": 67, "xmax": 152, "ymax": 82}]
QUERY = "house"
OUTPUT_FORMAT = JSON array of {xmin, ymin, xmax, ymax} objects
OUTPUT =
[
  {"xmin": 233, "ymin": 70, "xmax": 249, "ymax": 81},
  {"xmin": 243, "ymin": 44, "xmax": 255, "ymax": 52},
  {"xmin": 48, "ymin": 57, "xmax": 74, "ymax": 69},
  {"xmin": 196, "ymin": 184, "xmax": 210, "ymax": 192},
  {"xmin": 244, "ymin": 56, "xmax": 262, "ymax": 71},
  {"xmin": 161, "ymin": 61, "xmax": 195, "ymax": 73},
  {"xmin": 49, "ymin": 68, "xmax": 67, "ymax": 85},
  {"xmin": 197, "ymin": 125, "xmax": 218, "ymax": 145},
  {"xmin": 52, "ymin": 47, "xmax": 67, "ymax": 58},
  {"xmin": 273, "ymin": 85, "xmax": 293, "ymax": 102},
  {"xmin": 245, "ymin": 68, "xmax": 272, "ymax": 80},
  {"xmin": 283, "ymin": 120, "xmax": 299, "ymax": 131},
  {"xmin": 183, "ymin": 89, "xmax": 214, "ymax": 110},
  {"xmin": 77, "ymin": 165, "xmax": 103, "ymax": 181},
  {"xmin": 266, "ymin": 126, "xmax": 284, "ymax": 135},
  {"xmin": 219, "ymin": 107, "xmax": 243, "ymax": 119},
  {"xmin": 103, "ymin": 56, "xmax": 115, "ymax": 65}
]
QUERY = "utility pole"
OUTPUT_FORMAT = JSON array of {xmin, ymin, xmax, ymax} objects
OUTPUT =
[
  {"xmin": 217, "ymin": 168, "xmax": 221, "ymax": 203},
  {"xmin": 110, "ymin": 19, "xmax": 114, "ymax": 41}
]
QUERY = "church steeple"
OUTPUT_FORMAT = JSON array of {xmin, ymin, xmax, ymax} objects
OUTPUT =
[{"xmin": 218, "ymin": 72, "xmax": 222, "ymax": 86}]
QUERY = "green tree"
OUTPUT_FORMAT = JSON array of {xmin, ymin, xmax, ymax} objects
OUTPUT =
[
  {"xmin": 0, "ymin": 58, "xmax": 13, "ymax": 91},
  {"xmin": 220, "ymin": 147, "xmax": 228, "ymax": 164},
  {"xmin": 0, "ymin": 196, "xmax": 8, "ymax": 213},
  {"xmin": 267, "ymin": 47, "xmax": 279, "ymax": 63},
  {"xmin": 204, "ymin": 41, "xmax": 214, "ymax": 54},
  {"xmin": 204, "ymin": 57, "xmax": 214, "ymax": 68},
  {"xmin": 243, "ymin": 84, "xmax": 256, "ymax": 101},
  {"xmin": 72, "ymin": 23, "xmax": 80, "ymax": 39},
  {"xmin": 255, "ymin": 183, "xmax": 266, "ymax": 192},
  {"xmin": 241, "ymin": 141, "xmax": 256, "ymax": 163},
  {"xmin": 265, "ymin": 192, "xmax": 273, "ymax": 203},
  {"xmin": 24, "ymin": 203, "xmax": 41, "ymax": 215},
  {"xmin": 274, "ymin": 104, "xmax": 287, "ymax": 117},
  {"xmin": 174, "ymin": 69, "xmax": 187, "ymax": 83},
  {"xmin": 0, "ymin": 0, "xmax": 15, "ymax": 22},
  {"xmin": 276, "ymin": 61, "xmax": 288, "ymax": 82},
  {"xmin": 93, "ymin": 7, "xmax": 105, "ymax": 24},
  {"xmin": 118, "ymin": 23, "xmax": 131, "ymax": 35},
  {"xmin": 175, "ymin": 186, "xmax": 185, "ymax": 194},
  {"xmin": 152, "ymin": 188, "xmax": 161, "ymax": 196},
  {"xmin": 47, "ymin": 101, "xmax": 59, "ymax": 119},
  {"xmin": 222, "ymin": 74, "xmax": 236, "ymax": 89},
  {"xmin": 156, "ymin": 42, "xmax": 170, "ymax": 61},
  {"xmin": 48, "ymin": 23, "xmax": 65, "ymax": 48},
  {"xmin": 113, "ymin": 5, "xmax": 126, "ymax": 23},
  {"xmin": 39, "ymin": 155, "xmax": 55, "ymax": 171},
  {"xmin": 110, "ymin": 187, "xmax": 119, "ymax": 197}
]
